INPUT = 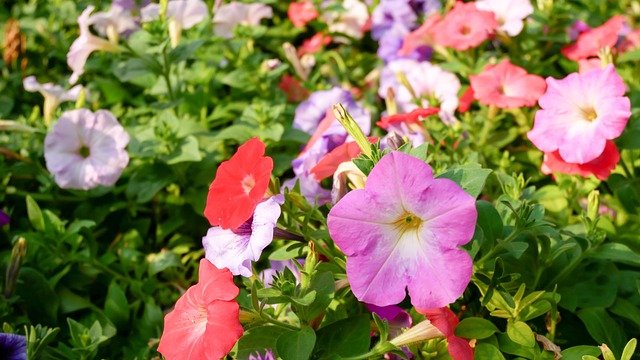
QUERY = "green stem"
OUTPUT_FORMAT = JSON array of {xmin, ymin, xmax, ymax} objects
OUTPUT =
[
  {"xmin": 260, "ymin": 314, "xmax": 299, "ymax": 331},
  {"xmin": 162, "ymin": 47, "xmax": 176, "ymax": 101},
  {"xmin": 474, "ymin": 229, "xmax": 522, "ymax": 268}
]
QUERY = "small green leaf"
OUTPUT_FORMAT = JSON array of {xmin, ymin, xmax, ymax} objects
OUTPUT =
[
  {"xmin": 560, "ymin": 346, "xmax": 601, "ymax": 360},
  {"xmin": 148, "ymin": 249, "xmax": 181, "ymax": 276},
  {"xmin": 233, "ymin": 326, "xmax": 289, "ymax": 359},
  {"xmin": 26, "ymin": 195, "xmax": 44, "ymax": 231},
  {"xmin": 621, "ymin": 338, "xmax": 637, "ymax": 360},
  {"xmin": 314, "ymin": 315, "xmax": 371, "ymax": 357},
  {"xmin": 474, "ymin": 343, "xmax": 506, "ymax": 360},
  {"xmin": 276, "ymin": 326, "xmax": 316, "ymax": 360},
  {"xmin": 506, "ymin": 321, "xmax": 535, "ymax": 348},
  {"xmin": 104, "ymin": 281, "xmax": 130, "ymax": 329},
  {"xmin": 454, "ymin": 317, "xmax": 500, "ymax": 339},
  {"xmin": 577, "ymin": 308, "xmax": 627, "ymax": 355},
  {"xmin": 436, "ymin": 167, "xmax": 491, "ymax": 198},
  {"xmin": 168, "ymin": 39, "xmax": 205, "ymax": 63}
]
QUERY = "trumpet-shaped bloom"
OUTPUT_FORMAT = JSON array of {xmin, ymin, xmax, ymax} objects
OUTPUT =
[
  {"xmin": 528, "ymin": 65, "xmax": 631, "ymax": 164},
  {"xmin": 212, "ymin": 2, "xmax": 273, "ymax": 39},
  {"xmin": 310, "ymin": 137, "xmax": 378, "ymax": 181},
  {"xmin": 469, "ymin": 60, "xmax": 546, "ymax": 108},
  {"xmin": 398, "ymin": 13, "xmax": 441, "ymax": 56},
  {"xmin": 141, "ymin": 0, "xmax": 208, "ymax": 29},
  {"xmin": 203, "ymin": 197, "xmax": 281, "ymax": 277},
  {"xmin": 417, "ymin": 307, "xmax": 473, "ymax": 360},
  {"xmin": 89, "ymin": 6, "xmax": 138, "ymax": 39},
  {"xmin": 0, "ymin": 210, "xmax": 9, "ymax": 226},
  {"xmin": 157, "ymin": 259, "xmax": 243, "ymax": 360},
  {"xmin": 44, "ymin": 109, "xmax": 129, "ymax": 190},
  {"xmin": 475, "ymin": 0, "xmax": 533, "ymax": 37},
  {"xmin": 67, "ymin": 6, "xmax": 122, "ymax": 84},
  {"xmin": 288, "ymin": 2, "xmax": 318, "ymax": 27},
  {"xmin": 204, "ymin": 137, "xmax": 273, "ymax": 230},
  {"xmin": 562, "ymin": 16, "xmax": 625, "ymax": 60},
  {"xmin": 0, "ymin": 333, "xmax": 26, "ymax": 360},
  {"xmin": 327, "ymin": 152, "xmax": 477, "ymax": 309},
  {"xmin": 430, "ymin": 2, "xmax": 498, "ymax": 51},
  {"xmin": 23, "ymin": 76, "xmax": 86, "ymax": 124},
  {"xmin": 367, "ymin": 304, "xmax": 412, "ymax": 336},
  {"xmin": 542, "ymin": 140, "xmax": 620, "ymax": 180},
  {"xmin": 371, "ymin": 0, "xmax": 417, "ymax": 41}
]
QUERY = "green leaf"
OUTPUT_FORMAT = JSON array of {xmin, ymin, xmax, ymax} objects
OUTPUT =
[
  {"xmin": 276, "ymin": 326, "xmax": 316, "ymax": 360},
  {"xmin": 148, "ymin": 249, "xmax": 181, "ymax": 276},
  {"xmin": 506, "ymin": 321, "xmax": 535, "ymax": 348},
  {"xmin": 126, "ymin": 163, "xmax": 175, "ymax": 203},
  {"xmin": 454, "ymin": 317, "xmax": 500, "ymax": 339},
  {"xmin": 168, "ymin": 39, "xmax": 205, "ymax": 63},
  {"xmin": 300, "ymin": 271, "xmax": 335, "ymax": 321},
  {"xmin": 113, "ymin": 57, "xmax": 160, "ymax": 85},
  {"xmin": 560, "ymin": 346, "xmax": 601, "ymax": 360},
  {"xmin": 474, "ymin": 343, "xmax": 506, "ymax": 360},
  {"xmin": 621, "ymin": 338, "xmax": 637, "ymax": 360},
  {"xmin": 476, "ymin": 200, "xmax": 503, "ymax": 242},
  {"xmin": 233, "ymin": 326, "xmax": 289, "ymax": 359},
  {"xmin": 104, "ymin": 281, "xmax": 130, "ymax": 329},
  {"xmin": 590, "ymin": 243, "xmax": 640, "ymax": 266},
  {"xmin": 26, "ymin": 195, "xmax": 44, "ymax": 231},
  {"xmin": 292, "ymin": 290, "xmax": 317, "ymax": 306},
  {"xmin": 314, "ymin": 315, "xmax": 371, "ymax": 357},
  {"xmin": 16, "ymin": 268, "xmax": 59, "ymax": 326},
  {"xmin": 269, "ymin": 242, "xmax": 306, "ymax": 261},
  {"xmin": 163, "ymin": 135, "xmax": 202, "ymax": 164},
  {"xmin": 436, "ymin": 167, "xmax": 491, "ymax": 198},
  {"xmin": 577, "ymin": 308, "xmax": 626, "ymax": 355},
  {"xmin": 58, "ymin": 287, "xmax": 93, "ymax": 314}
]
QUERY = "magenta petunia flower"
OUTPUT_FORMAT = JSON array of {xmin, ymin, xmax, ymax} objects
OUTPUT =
[
  {"xmin": 212, "ymin": 2, "xmax": 273, "ymax": 39},
  {"xmin": 528, "ymin": 64, "xmax": 631, "ymax": 164},
  {"xmin": 44, "ymin": 109, "xmax": 130, "ymax": 190},
  {"xmin": 327, "ymin": 152, "xmax": 477, "ymax": 309},
  {"xmin": 202, "ymin": 197, "xmax": 281, "ymax": 277}
]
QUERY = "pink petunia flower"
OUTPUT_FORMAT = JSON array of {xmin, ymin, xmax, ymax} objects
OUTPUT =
[
  {"xmin": 67, "ymin": 6, "xmax": 122, "ymax": 84},
  {"xmin": 430, "ymin": 2, "xmax": 498, "ymax": 51},
  {"xmin": 23, "ymin": 76, "xmax": 86, "ymax": 126},
  {"xmin": 288, "ymin": 1, "xmax": 318, "ymax": 27},
  {"xmin": 202, "ymin": 197, "xmax": 281, "ymax": 277},
  {"xmin": 475, "ymin": 0, "xmax": 534, "ymax": 37},
  {"xmin": 541, "ymin": 140, "xmax": 620, "ymax": 180},
  {"xmin": 469, "ymin": 59, "xmax": 546, "ymax": 108},
  {"xmin": 89, "ymin": 5, "xmax": 138, "ymax": 43},
  {"xmin": 158, "ymin": 259, "xmax": 243, "ymax": 360},
  {"xmin": 416, "ymin": 307, "xmax": 474, "ymax": 360},
  {"xmin": 562, "ymin": 15, "xmax": 625, "ymax": 61},
  {"xmin": 212, "ymin": 2, "xmax": 273, "ymax": 39},
  {"xmin": 528, "ymin": 64, "xmax": 631, "ymax": 164},
  {"xmin": 398, "ymin": 13, "xmax": 441, "ymax": 56},
  {"xmin": 297, "ymin": 33, "xmax": 332, "ymax": 56},
  {"xmin": 44, "ymin": 109, "xmax": 129, "ymax": 190},
  {"xmin": 327, "ymin": 151, "xmax": 477, "ymax": 309}
]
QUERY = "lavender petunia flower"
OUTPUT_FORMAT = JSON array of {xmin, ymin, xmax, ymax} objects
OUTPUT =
[
  {"xmin": 367, "ymin": 304, "xmax": 413, "ymax": 337},
  {"xmin": 203, "ymin": 197, "xmax": 281, "ymax": 277},
  {"xmin": 249, "ymin": 349, "xmax": 276, "ymax": 360},
  {"xmin": 283, "ymin": 139, "xmax": 333, "ymax": 205},
  {"xmin": 89, "ymin": 6, "xmax": 138, "ymax": 42},
  {"xmin": 475, "ymin": 0, "xmax": 534, "ymax": 37},
  {"xmin": 44, "ymin": 109, "xmax": 130, "ymax": 190},
  {"xmin": 212, "ymin": 2, "xmax": 273, "ymax": 39},
  {"xmin": 23, "ymin": 76, "xmax": 86, "ymax": 126},
  {"xmin": 371, "ymin": 0, "xmax": 417, "ymax": 40},
  {"xmin": 0, "ymin": 333, "xmax": 27, "ymax": 360},
  {"xmin": 67, "ymin": 6, "xmax": 122, "ymax": 84},
  {"xmin": 379, "ymin": 59, "xmax": 460, "ymax": 124},
  {"xmin": 113, "ymin": 0, "xmax": 151, "ymax": 12},
  {"xmin": 0, "ymin": 210, "xmax": 10, "ymax": 226},
  {"xmin": 410, "ymin": 0, "xmax": 442, "ymax": 16},
  {"xmin": 141, "ymin": 0, "xmax": 208, "ymax": 46},
  {"xmin": 377, "ymin": 26, "xmax": 432, "ymax": 63},
  {"xmin": 327, "ymin": 152, "xmax": 477, "ymax": 309}
]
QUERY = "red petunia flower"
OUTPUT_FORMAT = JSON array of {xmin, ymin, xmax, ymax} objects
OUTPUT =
[
  {"xmin": 298, "ymin": 33, "xmax": 332, "ymax": 56},
  {"xmin": 398, "ymin": 13, "xmax": 442, "ymax": 56},
  {"xmin": 469, "ymin": 60, "xmax": 546, "ymax": 109},
  {"xmin": 541, "ymin": 140, "xmax": 620, "ymax": 180},
  {"xmin": 158, "ymin": 259, "xmax": 244, "ymax": 360},
  {"xmin": 278, "ymin": 75, "xmax": 310, "ymax": 102},
  {"xmin": 309, "ymin": 136, "xmax": 378, "ymax": 181},
  {"xmin": 458, "ymin": 86, "xmax": 475, "ymax": 113},
  {"xmin": 376, "ymin": 107, "xmax": 440, "ymax": 129},
  {"xmin": 430, "ymin": 2, "xmax": 498, "ymax": 51},
  {"xmin": 288, "ymin": 1, "xmax": 318, "ymax": 28},
  {"xmin": 562, "ymin": 15, "xmax": 625, "ymax": 61},
  {"xmin": 204, "ymin": 137, "xmax": 273, "ymax": 230},
  {"xmin": 417, "ymin": 307, "xmax": 474, "ymax": 360}
]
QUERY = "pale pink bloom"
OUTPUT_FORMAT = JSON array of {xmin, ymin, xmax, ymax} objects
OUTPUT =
[
  {"xmin": 67, "ymin": 6, "xmax": 122, "ymax": 84},
  {"xmin": 578, "ymin": 58, "xmax": 604, "ymax": 74},
  {"xmin": 528, "ymin": 64, "xmax": 631, "ymax": 164},
  {"xmin": 141, "ymin": 0, "xmax": 208, "ymax": 28},
  {"xmin": 379, "ymin": 59, "xmax": 460, "ymax": 124},
  {"xmin": 23, "ymin": 76, "xmax": 86, "ymax": 125},
  {"xmin": 89, "ymin": 6, "xmax": 138, "ymax": 42},
  {"xmin": 44, "ymin": 109, "xmax": 130, "ymax": 190},
  {"xmin": 469, "ymin": 59, "xmax": 546, "ymax": 108},
  {"xmin": 321, "ymin": 0, "xmax": 369, "ymax": 42},
  {"xmin": 475, "ymin": 0, "xmax": 534, "ymax": 36},
  {"xmin": 212, "ymin": 2, "xmax": 273, "ymax": 39}
]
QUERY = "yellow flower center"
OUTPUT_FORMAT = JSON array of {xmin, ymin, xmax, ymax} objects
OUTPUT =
[{"xmin": 581, "ymin": 107, "xmax": 598, "ymax": 122}]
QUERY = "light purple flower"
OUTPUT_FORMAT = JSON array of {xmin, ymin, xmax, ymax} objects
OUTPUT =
[
  {"xmin": 141, "ymin": 0, "xmax": 208, "ymax": 46},
  {"xmin": 371, "ymin": 0, "xmax": 417, "ymax": 41},
  {"xmin": 0, "ymin": 333, "xmax": 27, "ymax": 360},
  {"xmin": 379, "ymin": 60, "xmax": 460, "ymax": 124},
  {"xmin": 0, "ymin": 210, "xmax": 10, "ymax": 227},
  {"xmin": 212, "ymin": 2, "xmax": 273, "ymax": 39},
  {"xmin": 367, "ymin": 304, "xmax": 413, "ymax": 337},
  {"xmin": 89, "ymin": 6, "xmax": 138, "ymax": 42},
  {"xmin": 381, "ymin": 122, "xmax": 425, "ymax": 150},
  {"xmin": 67, "ymin": 6, "xmax": 122, "ymax": 84},
  {"xmin": 44, "ymin": 109, "xmax": 130, "ymax": 190},
  {"xmin": 410, "ymin": 0, "xmax": 442, "ymax": 16},
  {"xmin": 475, "ymin": 0, "xmax": 534, "ymax": 37},
  {"xmin": 321, "ymin": 0, "xmax": 369, "ymax": 41},
  {"xmin": 113, "ymin": 0, "xmax": 151, "ymax": 12},
  {"xmin": 327, "ymin": 152, "xmax": 477, "ymax": 309},
  {"xmin": 568, "ymin": 20, "xmax": 591, "ymax": 41},
  {"xmin": 283, "ymin": 139, "xmax": 333, "ymax": 205},
  {"xmin": 203, "ymin": 197, "xmax": 281, "ymax": 277},
  {"xmin": 249, "ymin": 349, "xmax": 276, "ymax": 360},
  {"xmin": 23, "ymin": 76, "xmax": 86, "ymax": 126},
  {"xmin": 377, "ymin": 26, "xmax": 432, "ymax": 63}
]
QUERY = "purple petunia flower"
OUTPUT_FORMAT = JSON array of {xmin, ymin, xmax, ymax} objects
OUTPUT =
[
  {"xmin": 283, "ymin": 138, "xmax": 333, "ymax": 205},
  {"xmin": 367, "ymin": 304, "xmax": 412, "ymax": 337},
  {"xmin": 371, "ymin": 0, "xmax": 417, "ymax": 41},
  {"xmin": 203, "ymin": 197, "xmax": 281, "ymax": 277},
  {"xmin": 377, "ymin": 26, "xmax": 432, "ymax": 63},
  {"xmin": 113, "ymin": 0, "xmax": 150, "ymax": 12},
  {"xmin": 327, "ymin": 152, "xmax": 477, "ymax": 309},
  {"xmin": 212, "ymin": 2, "xmax": 273, "ymax": 39},
  {"xmin": 249, "ymin": 349, "xmax": 276, "ymax": 360},
  {"xmin": 0, "ymin": 210, "xmax": 10, "ymax": 226},
  {"xmin": 44, "ymin": 109, "xmax": 130, "ymax": 190},
  {"xmin": 0, "ymin": 333, "xmax": 27, "ymax": 360}
]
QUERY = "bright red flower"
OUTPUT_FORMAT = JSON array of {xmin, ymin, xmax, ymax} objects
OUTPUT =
[
  {"xmin": 417, "ymin": 307, "xmax": 474, "ymax": 360},
  {"xmin": 469, "ymin": 60, "xmax": 546, "ymax": 108},
  {"xmin": 288, "ymin": 1, "xmax": 318, "ymax": 27},
  {"xmin": 204, "ymin": 137, "xmax": 273, "ymax": 230},
  {"xmin": 430, "ymin": 2, "xmax": 498, "ymax": 51},
  {"xmin": 541, "ymin": 140, "xmax": 620, "ymax": 180},
  {"xmin": 458, "ymin": 86, "xmax": 475, "ymax": 113},
  {"xmin": 278, "ymin": 75, "xmax": 310, "ymax": 102},
  {"xmin": 398, "ymin": 13, "xmax": 442, "ymax": 56},
  {"xmin": 298, "ymin": 33, "xmax": 332, "ymax": 56},
  {"xmin": 158, "ymin": 259, "xmax": 244, "ymax": 360},
  {"xmin": 562, "ymin": 15, "xmax": 625, "ymax": 61},
  {"xmin": 310, "ymin": 136, "xmax": 378, "ymax": 181},
  {"xmin": 376, "ymin": 107, "xmax": 440, "ymax": 129}
]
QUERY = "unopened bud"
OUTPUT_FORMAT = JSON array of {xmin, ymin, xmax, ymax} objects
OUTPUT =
[
  {"xmin": 389, "ymin": 320, "xmax": 444, "ymax": 347},
  {"xmin": 587, "ymin": 190, "xmax": 600, "ymax": 223},
  {"xmin": 332, "ymin": 103, "xmax": 372, "ymax": 158},
  {"xmin": 169, "ymin": 20, "xmax": 182, "ymax": 48},
  {"xmin": 386, "ymin": 131, "xmax": 405, "ymax": 151},
  {"xmin": 4, "ymin": 237, "xmax": 27, "ymax": 298}
]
